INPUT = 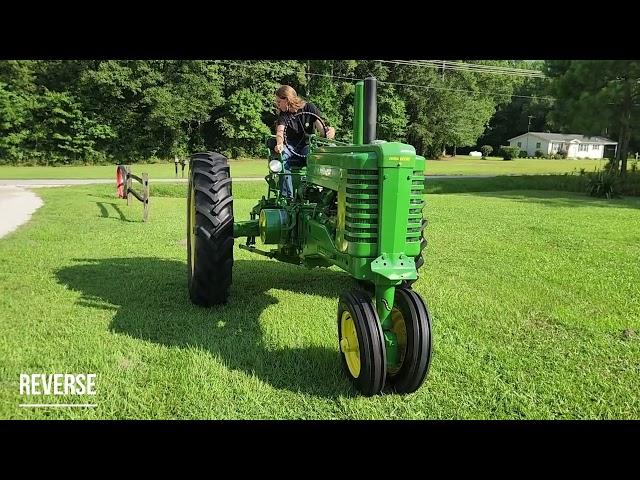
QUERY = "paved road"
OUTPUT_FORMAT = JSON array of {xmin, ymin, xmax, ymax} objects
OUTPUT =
[{"xmin": 0, "ymin": 186, "xmax": 43, "ymax": 239}]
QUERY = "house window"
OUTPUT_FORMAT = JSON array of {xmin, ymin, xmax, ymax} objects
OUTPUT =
[
  {"xmin": 592, "ymin": 144, "xmax": 601, "ymax": 150},
  {"xmin": 517, "ymin": 142, "xmax": 522, "ymax": 148},
  {"xmin": 579, "ymin": 144, "xmax": 588, "ymax": 151},
  {"xmin": 536, "ymin": 142, "xmax": 541, "ymax": 148}
]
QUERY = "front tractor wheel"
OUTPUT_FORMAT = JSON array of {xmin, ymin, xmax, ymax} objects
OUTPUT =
[
  {"xmin": 187, "ymin": 152, "xmax": 234, "ymax": 306},
  {"xmin": 386, "ymin": 287, "xmax": 433, "ymax": 394},
  {"xmin": 337, "ymin": 290, "xmax": 387, "ymax": 396}
]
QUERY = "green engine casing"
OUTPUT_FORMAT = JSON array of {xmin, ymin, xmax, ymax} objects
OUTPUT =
[{"xmin": 244, "ymin": 141, "xmax": 425, "ymax": 286}]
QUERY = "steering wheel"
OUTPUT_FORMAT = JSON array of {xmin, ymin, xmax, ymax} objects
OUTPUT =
[{"xmin": 283, "ymin": 111, "xmax": 328, "ymax": 158}]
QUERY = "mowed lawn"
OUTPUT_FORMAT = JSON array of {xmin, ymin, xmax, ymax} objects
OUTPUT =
[
  {"xmin": 0, "ymin": 159, "xmax": 266, "ymax": 180},
  {"xmin": 0, "ymin": 156, "xmax": 607, "ymax": 179},
  {"xmin": 1, "ymin": 182, "xmax": 638, "ymax": 419}
]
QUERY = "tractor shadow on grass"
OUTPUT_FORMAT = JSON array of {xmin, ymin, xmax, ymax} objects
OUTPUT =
[{"xmin": 56, "ymin": 257, "xmax": 361, "ymax": 398}]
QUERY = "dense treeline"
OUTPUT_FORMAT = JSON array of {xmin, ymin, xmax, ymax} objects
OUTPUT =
[
  {"xmin": 0, "ymin": 60, "xmax": 534, "ymax": 165},
  {"xmin": 1, "ymin": 60, "xmax": 637, "ymax": 169}
]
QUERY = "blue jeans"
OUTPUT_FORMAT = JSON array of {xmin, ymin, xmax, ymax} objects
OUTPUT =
[{"xmin": 279, "ymin": 144, "xmax": 309, "ymax": 198}]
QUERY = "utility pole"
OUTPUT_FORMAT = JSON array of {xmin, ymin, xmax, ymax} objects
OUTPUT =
[{"xmin": 526, "ymin": 115, "xmax": 534, "ymax": 155}]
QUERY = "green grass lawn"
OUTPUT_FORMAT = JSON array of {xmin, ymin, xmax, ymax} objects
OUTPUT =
[
  {"xmin": 1, "ymin": 182, "xmax": 639, "ymax": 419},
  {"xmin": 425, "ymin": 155, "xmax": 607, "ymax": 175},
  {"xmin": 0, "ymin": 159, "xmax": 266, "ymax": 180},
  {"xmin": 0, "ymin": 156, "xmax": 607, "ymax": 179}
]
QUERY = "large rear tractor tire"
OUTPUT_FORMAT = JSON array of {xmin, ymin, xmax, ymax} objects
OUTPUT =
[{"xmin": 187, "ymin": 152, "xmax": 234, "ymax": 306}]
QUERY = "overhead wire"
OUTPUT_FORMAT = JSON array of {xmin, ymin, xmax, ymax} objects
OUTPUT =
[{"xmin": 212, "ymin": 60, "xmax": 554, "ymax": 102}]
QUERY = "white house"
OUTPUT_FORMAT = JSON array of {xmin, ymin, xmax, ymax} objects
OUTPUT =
[{"xmin": 507, "ymin": 132, "xmax": 618, "ymax": 158}]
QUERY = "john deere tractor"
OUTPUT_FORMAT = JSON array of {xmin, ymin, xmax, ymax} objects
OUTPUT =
[{"xmin": 187, "ymin": 77, "xmax": 431, "ymax": 396}]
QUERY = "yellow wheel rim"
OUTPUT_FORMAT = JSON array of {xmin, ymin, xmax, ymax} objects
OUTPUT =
[
  {"xmin": 189, "ymin": 185, "xmax": 196, "ymax": 276},
  {"xmin": 388, "ymin": 307, "xmax": 408, "ymax": 375},
  {"xmin": 340, "ymin": 310, "xmax": 361, "ymax": 378}
]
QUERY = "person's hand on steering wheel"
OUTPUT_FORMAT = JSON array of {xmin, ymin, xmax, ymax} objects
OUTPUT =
[{"xmin": 325, "ymin": 126, "xmax": 336, "ymax": 140}]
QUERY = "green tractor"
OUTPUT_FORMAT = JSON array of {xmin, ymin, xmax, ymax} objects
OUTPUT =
[{"xmin": 187, "ymin": 77, "xmax": 431, "ymax": 396}]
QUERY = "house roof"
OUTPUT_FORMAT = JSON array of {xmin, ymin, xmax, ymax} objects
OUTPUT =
[{"xmin": 508, "ymin": 132, "xmax": 618, "ymax": 145}]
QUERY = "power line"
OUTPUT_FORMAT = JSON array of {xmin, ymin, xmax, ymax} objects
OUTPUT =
[
  {"xmin": 392, "ymin": 60, "xmax": 546, "ymax": 76},
  {"xmin": 378, "ymin": 60, "xmax": 546, "ymax": 78},
  {"xmin": 417, "ymin": 60, "xmax": 545, "ymax": 75},
  {"xmin": 433, "ymin": 59, "xmax": 542, "ymax": 71},
  {"xmin": 305, "ymin": 72, "xmax": 553, "ymax": 101},
  {"xmin": 212, "ymin": 60, "xmax": 554, "ymax": 102}
]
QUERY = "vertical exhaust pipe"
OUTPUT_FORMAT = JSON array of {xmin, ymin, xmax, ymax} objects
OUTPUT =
[
  {"xmin": 364, "ymin": 76, "xmax": 377, "ymax": 144},
  {"xmin": 353, "ymin": 82, "xmax": 364, "ymax": 145}
]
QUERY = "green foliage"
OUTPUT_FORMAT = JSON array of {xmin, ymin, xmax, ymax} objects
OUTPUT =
[
  {"xmin": 396, "ymin": 61, "xmax": 525, "ymax": 158},
  {"xmin": 80, "ymin": 60, "xmax": 224, "ymax": 160},
  {"xmin": 620, "ymin": 170, "xmax": 640, "ymax": 196},
  {"xmin": 0, "ymin": 74, "xmax": 115, "ymax": 165},
  {"xmin": 478, "ymin": 75, "xmax": 555, "ymax": 152},
  {"xmin": 480, "ymin": 145, "xmax": 493, "ymax": 158},
  {"xmin": 32, "ymin": 89, "xmax": 116, "ymax": 164},
  {"xmin": 535, "ymin": 149, "xmax": 545, "ymax": 158},
  {"xmin": 0, "ymin": 60, "xmax": 552, "ymax": 165},
  {"xmin": 0, "ymin": 82, "xmax": 33, "ymax": 164},
  {"xmin": 546, "ymin": 60, "xmax": 640, "ymax": 171},
  {"xmin": 586, "ymin": 167, "xmax": 621, "ymax": 199},
  {"xmin": 499, "ymin": 146, "xmax": 520, "ymax": 160},
  {"xmin": 215, "ymin": 88, "xmax": 271, "ymax": 158},
  {"xmin": 584, "ymin": 167, "xmax": 640, "ymax": 198}
]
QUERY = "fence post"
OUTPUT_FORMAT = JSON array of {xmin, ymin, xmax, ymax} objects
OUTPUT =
[
  {"xmin": 126, "ymin": 166, "xmax": 132, "ymax": 207},
  {"xmin": 142, "ymin": 173, "xmax": 149, "ymax": 222},
  {"xmin": 116, "ymin": 164, "xmax": 150, "ymax": 222}
]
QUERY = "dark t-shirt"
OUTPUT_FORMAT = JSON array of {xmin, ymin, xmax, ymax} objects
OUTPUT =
[{"xmin": 277, "ymin": 102, "xmax": 324, "ymax": 149}]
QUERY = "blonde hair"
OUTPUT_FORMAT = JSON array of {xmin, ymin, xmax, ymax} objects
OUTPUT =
[{"xmin": 275, "ymin": 85, "xmax": 306, "ymax": 111}]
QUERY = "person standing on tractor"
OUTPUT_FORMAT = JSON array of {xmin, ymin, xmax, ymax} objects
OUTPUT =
[{"xmin": 274, "ymin": 85, "xmax": 335, "ymax": 198}]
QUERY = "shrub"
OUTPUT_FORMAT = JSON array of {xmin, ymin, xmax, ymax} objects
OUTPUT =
[
  {"xmin": 499, "ymin": 146, "xmax": 520, "ymax": 161},
  {"xmin": 586, "ymin": 167, "xmax": 620, "ymax": 199},
  {"xmin": 535, "ymin": 149, "xmax": 545, "ymax": 158},
  {"xmin": 618, "ymin": 169, "xmax": 640, "ymax": 196},
  {"xmin": 480, "ymin": 145, "xmax": 493, "ymax": 158}
]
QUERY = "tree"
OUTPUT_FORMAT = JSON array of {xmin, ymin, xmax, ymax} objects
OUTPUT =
[
  {"xmin": 208, "ymin": 60, "xmax": 302, "ymax": 157},
  {"xmin": 78, "ymin": 60, "xmax": 224, "ymax": 160},
  {"xmin": 0, "ymin": 82, "xmax": 33, "ymax": 163},
  {"xmin": 546, "ymin": 60, "xmax": 640, "ymax": 174},
  {"xmin": 394, "ymin": 60, "xmax": 524, "ymax": 158},
  {"xmin": 477, "ymin": 75, "xmax": 555, "ymax": 152}
]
